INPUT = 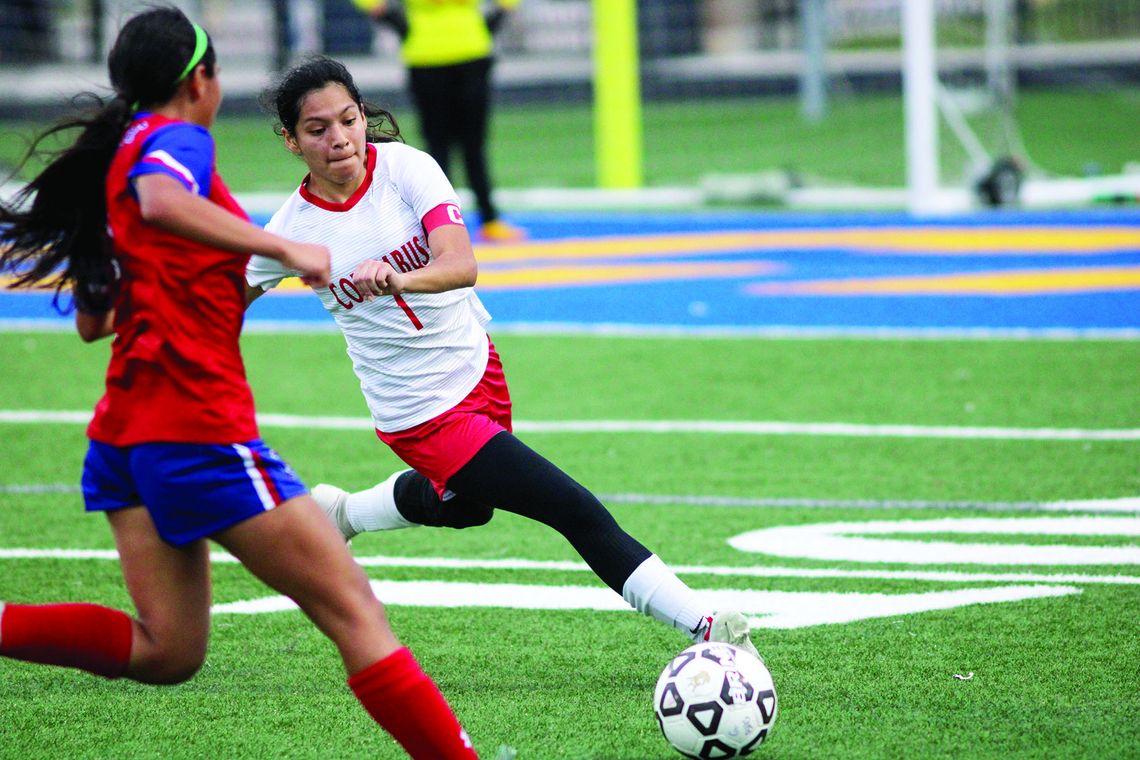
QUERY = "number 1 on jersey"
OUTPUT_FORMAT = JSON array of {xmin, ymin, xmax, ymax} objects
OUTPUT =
[
  {"xmin": 393, "ymin": 294, "xmax": 423, "ymax": 330},
  {"xmin": 329, "ymin": 278, "xmax": 423, "ymax": 330}
]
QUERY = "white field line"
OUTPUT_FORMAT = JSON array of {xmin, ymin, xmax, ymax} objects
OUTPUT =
[
  {"xmin": 0, "ymin": 547, "xmax": 1137, "ymax": 586},
  {"xmin": 729, "ymin": 516, "xmax": 1140, "ymax": 566},
  {"xmin": 3, "ymin": 319, "xmax": 1140, "ymax": 340},
  {"xmin": 601, "ymin": 494, "xmax": 1140, "ymax": 513},
  {"xmin": 3, "ymin": 483, "xmax": 1138, "ymax": 516},
  {"xmin": 0, "ymin": 484, "xmax": 81, "ymax": 494},
  {"xmin": 487, "ymin": 322, "xmax": 1140, "ymax": 342},
  {"xmin": 2, "ymin": 409, "xmax": 1138, "ymax": 441},
  {"xmin": 213, "ymin": 581, "xmax": 1082, "ymax": 629}
]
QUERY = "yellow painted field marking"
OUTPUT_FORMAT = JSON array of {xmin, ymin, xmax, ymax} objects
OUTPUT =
[
  {"xmin": 473, "ymin": 226, "xmax": 1140, "ymax": 262},
  {"xmin": 477, "ymin": 260, "xmax": 780, "ymax": 289},
  {"xmin": 748, "ymin": 266, "xmax": 1140, "ymax": 296},
  {"xmin": 4, "ymin": 226, "xmax": 1135, "ymax": 294}
]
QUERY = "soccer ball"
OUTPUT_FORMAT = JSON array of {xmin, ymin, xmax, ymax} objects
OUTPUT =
[{"xmin": 654, "ymin": 642, "xmax": 777, "ymax": 758}]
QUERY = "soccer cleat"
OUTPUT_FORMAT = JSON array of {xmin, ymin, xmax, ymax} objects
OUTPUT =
[
  {"xmin": 311, "ymin": 483, "xmax": 357, "ymax": 541},
  {"xmin": 477, "ymin": 219, "xmax": 527, "ymax": 243},
  {"xmin": 695, "ymin": 610, "xmax": 762, "ymax": 661}
]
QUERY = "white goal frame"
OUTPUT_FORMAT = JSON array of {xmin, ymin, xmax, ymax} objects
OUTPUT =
[{"xmin": 901, "ymin": 0, "xmax": 1140, "ymax": 215}]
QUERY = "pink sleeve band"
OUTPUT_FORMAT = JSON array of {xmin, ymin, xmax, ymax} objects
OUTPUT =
[{"xmin": 422, "ymin": 202, "xmax": 465, "ymax": 235}]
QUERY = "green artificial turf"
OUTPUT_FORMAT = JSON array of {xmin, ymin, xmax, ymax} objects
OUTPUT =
[{"xmin": 1, "ymin": 331, "xmax": 1138, "ymax": 758}]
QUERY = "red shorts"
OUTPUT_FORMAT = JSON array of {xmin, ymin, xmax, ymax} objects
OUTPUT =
[{"xmin": 377, "ymin": 340, "xmax": 513, "ymax": 498}]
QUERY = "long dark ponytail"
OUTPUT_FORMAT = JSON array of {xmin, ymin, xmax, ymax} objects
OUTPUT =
[{"xmin": 0, "ymin": 6, "xmax": 216, "ymax": 313}]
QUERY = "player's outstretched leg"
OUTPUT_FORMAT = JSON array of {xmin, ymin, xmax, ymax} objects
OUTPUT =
[
  {"xmin": 448, "ymin": 432, "xmax": 761, "ymax": 657},
  {"xmin": 317, "ymin": 435, "xmax": 761, "ymax": 660}
]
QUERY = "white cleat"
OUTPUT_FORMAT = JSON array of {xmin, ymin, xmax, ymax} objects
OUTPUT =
[
  {"xmin": 695, "ymin": 610, "xmax": 762, "ymax": 661},
  {"xmin": 311, "ymin": 483, "xmax": 357, "ymax": 541}
]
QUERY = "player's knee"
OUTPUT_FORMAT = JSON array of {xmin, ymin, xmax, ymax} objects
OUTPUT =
[
  {"xmin": 154, "ymin": 656, "xmax": 204, "ymax": 685},
  {"xmin": 443, "ymin": 502, "xmax": 494, "ymax": 529},
  {"xmin": 419, "ymin": 492, "xmax": 493, "ymax": 529},
  {"xmin": 133, "ymin": 642, "xmax": 206, "ymax": 685}
]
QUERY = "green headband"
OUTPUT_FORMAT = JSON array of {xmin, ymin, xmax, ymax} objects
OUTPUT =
[
  {"xmin": 130, "ymin": 23, "xmax": 208, "ymax": 111},
  {"xmin": 175, "ymin": 23, "xmax": 209, "ymax": 83}
]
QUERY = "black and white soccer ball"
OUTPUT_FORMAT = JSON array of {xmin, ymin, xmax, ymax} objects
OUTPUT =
[{"xmin": 654, "ymin": 642, "xmax": 777, "ymax": 758}]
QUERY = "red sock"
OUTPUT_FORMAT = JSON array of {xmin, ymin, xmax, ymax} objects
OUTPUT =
[
  {"xmin": 349, "ymin": 647, "xmax": 479, "ymax": 760},
  {"xmin": 0, "ymin": 602, "xmax": 133, "ymax": 679}
]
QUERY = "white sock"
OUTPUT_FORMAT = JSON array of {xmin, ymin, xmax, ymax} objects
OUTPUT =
[
  {"xmin": 621, "ymin": 554, "xmax": 709, "ymax": 636},
  {"xmin": 345, "ymin": 470, "xmax": 420, "ymax": 532}
]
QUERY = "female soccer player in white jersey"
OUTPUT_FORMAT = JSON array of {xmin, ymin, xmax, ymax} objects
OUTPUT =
[{"xmin": 245, "ymin": 57, "xmax": 760, "ymax": 659}]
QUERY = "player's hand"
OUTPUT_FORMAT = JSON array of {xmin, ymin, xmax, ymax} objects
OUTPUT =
[
  {"xmin": 352, "ymin": 258, "xmax": 407, "ymax": 299},
  {"xmin": 285, "ymin": 242, "xmax": 331, "ymax": 288}
]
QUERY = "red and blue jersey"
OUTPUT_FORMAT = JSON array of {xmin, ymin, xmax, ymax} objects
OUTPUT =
[{"xmin": 88, "ymin": 113, "xmax": 258, "ymax": 446}]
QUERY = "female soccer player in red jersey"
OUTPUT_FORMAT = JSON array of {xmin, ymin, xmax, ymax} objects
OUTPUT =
[
  {"xmin": 246, "ymin": 57, "xmax": 760, "ymax": 661},
  {"xmin": 0, "ymin": 10, "xmax": 477, "ymax": 759}
]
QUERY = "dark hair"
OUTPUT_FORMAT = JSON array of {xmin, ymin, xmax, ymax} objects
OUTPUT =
[
  {"xmin": 262, "ymin": 56, "xmax": 401, "ymax": 145},
  {"xmin": 0, "ymin": 6, "xmax": 216, "ymax": 313}
]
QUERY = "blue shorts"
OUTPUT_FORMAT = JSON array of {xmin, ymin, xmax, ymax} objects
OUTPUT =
[{"xmin": 82, "ymin": 439, "xmax": 308, "ymax": 546}]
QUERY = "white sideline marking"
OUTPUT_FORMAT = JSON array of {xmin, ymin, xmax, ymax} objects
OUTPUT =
[
  {"xmin": 4, "ymin": 319, "xmax": 1139, "ymax": 340},
  {"xmin": 0, "ymin": 410, "xmax": 93, "ymax": 424},
  {"xmin": 730, "ymin": 516, "xmax": 1140, "ymax": 566},
  {"xmin": 0, "ymin": 484, "xmax": 81, "ymax": 494},
  {"xmin": 491, "ymin": 323, "xmax": 1140, "ymax": 342},
  {"xmin": 5, "ymin": 483, "xmax": 1139, "ymax": 515},
  {"xmin": 2, "ymin": 409, "xmax": 1138, "ymax": 441},
  {"xmin": 602, "ymin": 493, "xmax": 1140, "ymax": 514},
  {"xmin": 210, "ymin": 580, "xmax": 1080, "ymax": 630},
  {"xmin": 517, "ymin": 421, "xmax": 1140, "ymax": 441},
  {"xmin": 2, "ymin": 547, "xmax": 1137, "ymax": 585}
]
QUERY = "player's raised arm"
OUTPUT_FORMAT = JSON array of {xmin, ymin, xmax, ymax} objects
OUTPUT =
[{"xmin": 135, "ymin": 174, "xmax": 330, "ymax": 288}]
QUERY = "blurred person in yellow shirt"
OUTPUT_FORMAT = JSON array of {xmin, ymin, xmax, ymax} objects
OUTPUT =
[{"xmin": 353, "ymin": 0, "xmax": 526, "ymax": 242}]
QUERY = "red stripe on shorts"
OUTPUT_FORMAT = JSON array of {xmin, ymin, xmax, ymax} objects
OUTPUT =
[{"xmin": 251, "ymin": 449, "xmax": 283, "ymax": 505}]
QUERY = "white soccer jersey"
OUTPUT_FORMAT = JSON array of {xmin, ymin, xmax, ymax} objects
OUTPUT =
[{"xmin": 246, "ymin": 142, "xmax": 491, "ymax": 433}]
